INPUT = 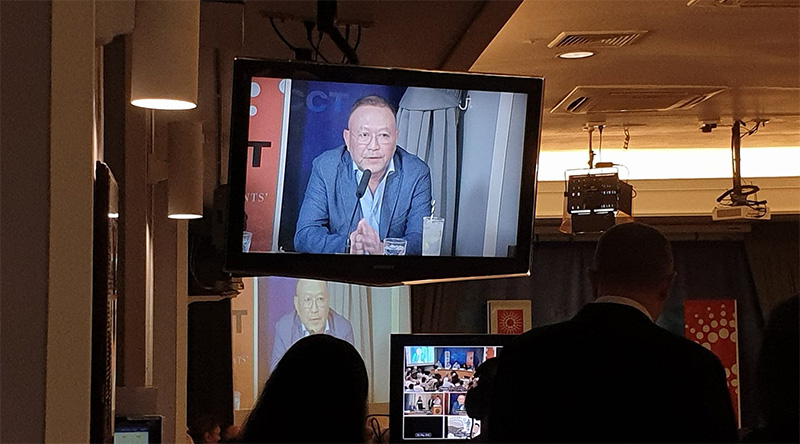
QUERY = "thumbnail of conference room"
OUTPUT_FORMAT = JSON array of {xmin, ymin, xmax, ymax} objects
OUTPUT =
[{"xmin": 400, "ymin": 345, "xmax": 501, "ymax": 440}]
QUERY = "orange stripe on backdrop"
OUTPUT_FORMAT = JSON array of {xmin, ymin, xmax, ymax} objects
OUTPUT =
[
  {"xmin": 245, "ymin": 78, "xmax": 285, "ymax": 252},
  {"xmin": 684, "ymin": 300, "xmax": 741, "ymax": 428}
]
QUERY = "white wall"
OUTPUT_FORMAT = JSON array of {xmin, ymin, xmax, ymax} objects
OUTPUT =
[
  {"xmin": 456, "ymin": 91, "xmax": 527, "ymax": 256},
  {"xmin": 497, "ymin": 94, "xmax": 528, "ymax": 256},
  {"xmin": 369, "ymin": 286, "xmax": 411, "ymax": 405},
  {"xmin": 45, "ymin": 1, "xmax": 98, "ymax": 441},
  {"xmin": 154, "ymin": 186, "xmax": 190, "ymax": 444},
  {"xmin": 0, "ymin": 2, "xmax": 191, "ymax": 442}
]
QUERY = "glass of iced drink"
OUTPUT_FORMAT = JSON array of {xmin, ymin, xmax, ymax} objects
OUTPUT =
[{"xmin": 422, "ymin": 216, "xmax": 444, "ymax": 256}]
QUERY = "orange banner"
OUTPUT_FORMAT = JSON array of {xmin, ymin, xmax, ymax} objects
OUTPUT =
[
  {"xmin": 245, "ymin": 78, "xmax": 285, "ymax": 252},
  {"xmin": 684, "ymin": 300, "xmax": 741, "ymax": 427}
]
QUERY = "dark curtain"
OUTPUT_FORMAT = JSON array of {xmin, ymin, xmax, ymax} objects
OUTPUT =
[
  {"xmin": 411, "ymin": 242, "xmax": 595, "ymax": 333},
  {"xmin": 665, "ymin": 242, "xmax": 764, "ymax": 428},
  {"xmin": 411, "ymin": 240, "xmax": 767, "ymax": 428},
  {"xmin": 744, "ymin": 221, "xmax": 800, "ymax": 318}
]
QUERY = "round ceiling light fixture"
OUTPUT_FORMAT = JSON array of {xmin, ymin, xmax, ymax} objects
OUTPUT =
[{"xmin": 557, "ymin": 51, "xmax": 595, "ymax": 59}]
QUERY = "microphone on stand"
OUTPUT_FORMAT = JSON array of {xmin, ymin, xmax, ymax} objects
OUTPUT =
[
  {"xmin": 345, "ymin": 169, "xmax": 371, "ymax": 253},
  {"xmin": 355, "ymin": 169, "xmax": 371, "ymax": 200}
]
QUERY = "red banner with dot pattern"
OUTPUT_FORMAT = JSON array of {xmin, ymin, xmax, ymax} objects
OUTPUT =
[
  {"xmin": 245, "ymin": 77, "xmax": 285, "ymax": 252},
  {"xmin": 683, "ymin": 299, "xmax": 741, "ymax": 427}
]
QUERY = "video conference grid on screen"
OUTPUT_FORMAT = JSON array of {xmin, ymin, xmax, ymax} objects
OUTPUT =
[
  {"xmin": 401, "ymin": 345, "xmax": 502, "ymax": 440},
  {"xmin": 241, "ymin": 76, "xmax": 528, "ymax": 258}
]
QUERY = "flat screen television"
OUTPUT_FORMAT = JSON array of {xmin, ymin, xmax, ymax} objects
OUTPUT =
[
  {"xmin": 113, "ymin": 416, "xmax": 161, "ymax": 443},
  {"xmin": 389, "ymin": 334, "xmax": 512, "ymax": 442},
  {"xmin": 224, "ymin": 58, "xmax": 543, "ymax": 286}
]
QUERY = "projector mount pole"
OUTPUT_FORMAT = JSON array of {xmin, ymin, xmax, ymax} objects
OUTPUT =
[
  {"xmin": 730, "ymin": 120, "xmax": 746, "ymax": 205},
  {"xmin": 586, "ymin": 126, "xmax": 595, "ymax": 169}
]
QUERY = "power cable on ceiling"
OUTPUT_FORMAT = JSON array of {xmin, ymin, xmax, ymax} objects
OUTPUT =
[
  {"xmin": 269, "ymin": 17, "xmax": 298, "ymax": 52},
  {"xmin": 341, "ymin": 24, "xmax": 362, "ymax": 64},
  {"xmin": 622, "ymin": 126, "xmax": 630, "ymax": 150},
  {"xmin": 304, "ymin": 22, "xmax": 329, "ymax": 63}
]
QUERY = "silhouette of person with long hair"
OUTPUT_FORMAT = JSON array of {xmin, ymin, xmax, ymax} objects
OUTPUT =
[{"xmin": 241, "ymin": 334, "xmax": 369, "ymax": 443}]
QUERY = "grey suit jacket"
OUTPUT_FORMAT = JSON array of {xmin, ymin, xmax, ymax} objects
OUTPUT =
[{"xmin": 294, "ymin": 145, "xmax": 432, "ymax": 254}]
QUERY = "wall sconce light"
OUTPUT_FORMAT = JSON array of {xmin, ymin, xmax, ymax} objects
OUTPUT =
[
  {"xmin": 167, "ymin": 122, "xmax": 204, "ymax": 219},
  {"xmin": 130, "ymin": 0, "xmax": 200, "ymax": 110}
]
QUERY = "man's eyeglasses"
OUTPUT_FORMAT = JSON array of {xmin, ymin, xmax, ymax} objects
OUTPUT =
[
  {"xmin": 353, "ymin": 131, "xmax": 393, "ymax": 146},
  {"xmin": 301, "ymin": 296, "xmax": 326, "ymax": 309}
]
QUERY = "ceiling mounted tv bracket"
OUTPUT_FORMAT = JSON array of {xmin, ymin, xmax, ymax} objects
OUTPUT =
[{"xmin": 317, "ymin": 0, "xmax": 360, "ymax": 65}]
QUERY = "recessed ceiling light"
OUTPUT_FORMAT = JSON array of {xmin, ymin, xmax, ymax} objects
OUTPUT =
[{"xmin": 558, "ymin": 51, "xmax": 595, "ymax": 59}]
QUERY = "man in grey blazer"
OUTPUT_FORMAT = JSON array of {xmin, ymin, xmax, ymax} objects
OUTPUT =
[
  {"xmin": 270, "ymin": 279, "xmax": 354, "ymax": 371},
  {"xmin": 294, "ymin": 95, "xmax": 432, "ymax": 255}
]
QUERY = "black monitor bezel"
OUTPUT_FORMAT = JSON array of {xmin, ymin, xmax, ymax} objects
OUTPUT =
[
  {"xmin": 389, "ymin": 333, "xmax": 513, "ymax": 443},
  {"xmin": 224, "ymin": 58, "xmax": 543, "ymax": 286}
]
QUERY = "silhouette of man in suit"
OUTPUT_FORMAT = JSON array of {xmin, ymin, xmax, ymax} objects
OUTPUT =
[{"xmin": 489, "ymin": 222, "xmax": 737, "ymax": 443}]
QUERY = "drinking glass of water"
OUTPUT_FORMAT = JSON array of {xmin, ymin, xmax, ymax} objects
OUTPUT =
[
  {"xmin": 383, "ymin": 238, "xmax": 407, "ymax": 255},
  {"xmin": 422, "ymin": 216, "xmax": 444, "ymax": 256},
  {"xmin": 242, "ymin": 231, "xmax": 253, "ymax": 252}
]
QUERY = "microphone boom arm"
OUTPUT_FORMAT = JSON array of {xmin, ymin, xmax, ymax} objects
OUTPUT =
[{"xmin": 344, "ymin": 168, "xmax": 371, "ymax": 253}]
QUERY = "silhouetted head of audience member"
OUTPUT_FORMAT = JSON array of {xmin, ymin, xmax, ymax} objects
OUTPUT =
[
  {"xmin": 465, "ymin": 358, "xmax": 499, "ymax": 421},
  {"xmin": 465, "ymin": 357, "xmax": 499, "ymax": 441},
  {"xmin": 190, "ymin": 415, "xmax": 221, "ymax": 444},
  {"xmin": 240, "ymin": 334, "xmax": 369, "ymax": 443},
  {"xmin": 589, "ymin": 222, "xmax": 675, "ymax": 319},
  {"xmin": 751, "ymin": 295, "xmax": 799, "ymax": 443},
  {"xmin": 220, "ymin": 424, "xmax": 241, "ymax": 443}
]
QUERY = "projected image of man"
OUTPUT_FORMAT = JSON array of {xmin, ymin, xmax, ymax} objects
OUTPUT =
[
  {"xmin": 451, "ymin": 393, "xmax": 467, "ymax": 415},
  {"xmin": 411, "ymin": 347, "xmax": 427, "ymax": 364},
  {"xmin": 294, "ymin": 95, "xmax": 432, "ymax": 255},
  {"xmin": 270, "ymin": 279, "xmax": 354, "ymax": 371}
]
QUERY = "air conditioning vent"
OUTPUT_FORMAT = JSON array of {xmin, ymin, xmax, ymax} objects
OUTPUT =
[
  {"xmin": 681, "ymin": 95, "xmax": 709, "ymax": 108},
  {"xmin": 566, "ymin": 96, "xmax": 588, "ymax": 112},
  {"xmin": 688, "ymin": 0, "xmax": 799, "ymax": 7},
  {"xmin": 547, "ymin": 31, "xmax": 649, "ymax": 48},
  {"xmin": 551, "ymin": 86, "xmax": 727, "ymax": 114}
]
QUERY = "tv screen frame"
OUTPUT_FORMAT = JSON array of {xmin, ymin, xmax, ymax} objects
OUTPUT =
[
  {"xmin": 114, "ymin": 415, "xmax": 162, "ymax": 443},
  {"xmin": 389, "ymin": 334, "xmax": 513, "ymax": 442},
  {"xmin": 224, "ymin": 58, "xmax": 543, "ymax": 286}
]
